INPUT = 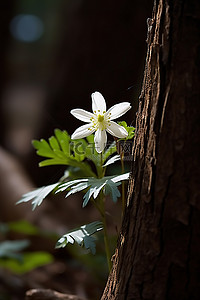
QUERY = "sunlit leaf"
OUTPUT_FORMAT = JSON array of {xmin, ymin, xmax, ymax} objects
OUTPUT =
[
  {"xmin": 16, "ymin": 183, "xmax": 59, "ymax": 210},
  {"xmin": 49, "ymin": 136, "xmax": 60, "ymax": 150},
  {"xmin": 82, "ymin": 178, "xmax": 107, "ymax": 207},
  {"xmin": 103, "ymin": 154, "xmax": 121, "ymax": 167},
  {"xmin": 32, "ymin": 129, "xmax": 96, "ymax": 177},
  {"xmin": 32, "ymin": 139, "xmax": 54, "ymax": 158},
  {"xmin": 56, "ymin": 173, "xmax": 130, "ymax": 207},
  {"xmin": 56, "ymin": 178, "xmax": 88, "ymax": 193},
  {"xmin": 54, "ymin": 129, "xmax": 70, "ymax": 155},
  {"xmin": 56, "ymin": 221, "xmax": 103, "ymax": 254},
  {"xmin": 111, "ymin": 172, "xmax": 130, "ymax": 182}
]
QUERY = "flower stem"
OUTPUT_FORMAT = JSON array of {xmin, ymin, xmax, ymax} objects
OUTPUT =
[
  {"xmin": 100, "ymin": 152, "xmax": 103, "ymax": 167},
  {"xmin": 102, "ymin": 210, "xmax": 112, "ymax": 272},
  {"xmin": 93, "ymin": 193, "xmax": 112, "ymax": 272},
  {"xmin": 98, "ymin": 153, "xmax": 112, "ymax": 272},
  {"xmin": 120, "ymin": 142, "xmax": 125, "ymax": 214}
]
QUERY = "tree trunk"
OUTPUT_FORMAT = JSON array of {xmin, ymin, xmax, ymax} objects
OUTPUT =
[{"xmin": 102, "ymin": 0, "xmax": 200, "ymax": 299}]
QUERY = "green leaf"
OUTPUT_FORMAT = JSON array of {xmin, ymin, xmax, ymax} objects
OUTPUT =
[
  {"xmin": 111, "ymin": 172, "xmax": 130, "ymax": 182},
  {"xmin": 102, "ymin": 141, "xmax": 117, "ymax": 163},
  {"xmin": 0, "ymin": 251, "xmax": 53, "ymax": 274},
  {"xmin": 71, "ymin": 139, "xmax": 87, "ymax": 162},
  {"xmin": 0, "ymin": 240, "xmax": 30, "ymax": 260},
  {"xmin": 54, "ymin": 129, "xmax": 70, "ymax": 155},
  {"xmin": 103, "ymin": 154, "xmax": 120, "ymax": 167},
  {"xmin": 49, "ymin": 136, "xmax": 60, "ymax": 150},
  {"xmin": 32, "ymin": 139, "xmax": 55, "ymax": 158},
  {"xmin": 17, "ymin": 183, "xmax": 59, "ymax": 210},
  {"xmin": 85, "ymin": 136, "xmax": 101, "ymax": 171},
  {"xmin": 38, "ymin": 158, "xmax": 69, "ymax": 166},
  {"xmin": 118, "ymin": 121, "xmax": 135, "ymax": 140},
  {"xmin": 32, "ymin": 129, "xmax": 71, "ymax": 162},
  {"xmin": 56, "ymin": 173, "xmax": 130, "ymax": 207},
  {"xmin": 56, "ymin": 178, "xmax": 89, "ymax": 194},
  {"xmin": 33, "ymin": 129, "xmax": 96, "ymax": 177},
  {"xmin": 83, "ymin": 236, "xmax": 96, "ymax": 255},
  {"xmin": 55, "ymin": 221, "xmax": 103, "ymax": 254},
  {"xmin": 86, "ymin": 134, "xmax": 94, "ymax": 144},
  {"xmin": 82, "ymin": 179, "xmax": 108, "ymax": 207},
  {"xmin": 104, "ymin": 181, "xmax": 121, "ymax": 203},
  {"xmin": 8, "ymin": 220, "xmax": 39, "ymax": 235}
]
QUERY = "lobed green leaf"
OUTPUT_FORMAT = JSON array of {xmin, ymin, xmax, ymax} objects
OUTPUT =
[
  {"xmin": 55, "ymin": 221, "xmax": 103, "ymax": 254},
  {"xmin": 54, "ymin": 129, "xmax": 70, "ymax": 155},
  {"xmin": 118, "ymin": 121, "xmax": 135, "ymax": 140},
  {"xmin": 56, "ymin": 173, "xmax": 130, "ymax": 207},
  {"xmin": 32, "ymin": 129, "xmax": 96, "ymax": 177},
  {"xmin": 16, "ymin": 183, "xmax": 59, "ymax": 210}
]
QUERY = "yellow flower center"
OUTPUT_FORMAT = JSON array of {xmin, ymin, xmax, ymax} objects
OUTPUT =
[{"xmin": 97, "ymin": 114, "xmax": 104, "ymax": 122}]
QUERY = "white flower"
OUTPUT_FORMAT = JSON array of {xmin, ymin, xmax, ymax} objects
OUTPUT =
[{"xmin": 70, "ymin": 91, "xmax": 131, "ymax": 153}]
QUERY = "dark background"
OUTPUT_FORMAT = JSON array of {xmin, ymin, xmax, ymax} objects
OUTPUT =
[{"xmin": 0, "ymin": 0, "xmax": 153, "ymax": 186}]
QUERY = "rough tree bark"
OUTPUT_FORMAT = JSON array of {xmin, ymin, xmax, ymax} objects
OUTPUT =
[{"xmin": 102, "ymin": 0, "xmax": 200, "ymax": 299}]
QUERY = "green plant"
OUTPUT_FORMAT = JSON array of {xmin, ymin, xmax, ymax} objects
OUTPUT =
[{"xmin": 17, "ymin": 91, "xmax": 134, "ymax": 272}]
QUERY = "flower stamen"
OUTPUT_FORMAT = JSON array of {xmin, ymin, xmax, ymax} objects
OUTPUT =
[{"xmin": 97, "ymin": 114, "xmax": 104, "ymax": 122}]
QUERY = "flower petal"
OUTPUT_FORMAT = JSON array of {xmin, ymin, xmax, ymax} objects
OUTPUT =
[
  {"xmin": 71, "ymin": 123, "xmax": 95, "ymax": 139},
  {"xmin": 106, "ymin": 121, "xmax": 128, "ymax": 138},
  {"xmin": 106, "ymin": 102, "xmax": 131, "ymax": 120},
  {"xmin": 92, "ymin": 92, "xmax": 106, "ymax": 114},
  {"xmin": 94, "ymin": 129, "xmax": 107, "ymax": 153},
  {"xmin": 70, "ymin": 109, "xmax": 94, "ymax": 122}
]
